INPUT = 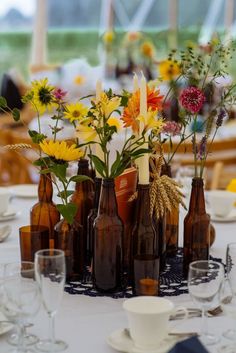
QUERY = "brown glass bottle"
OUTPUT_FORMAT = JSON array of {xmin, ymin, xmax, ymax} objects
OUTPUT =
[
  {"xmin": 30, "ymin": 172, "xmax": 60, "ymax": 248},
  {"xmin": 131, "ymin": 184, "xmax": 160, "ymax": 295},
  {"xmin": 54, "ymin": 218, "xmax": 83, "ymax": 281},
  {"xmin": 87, "ymin": 177, "xmax": 102, "ymax": 264},
  {"xmin": 161, "ymin": 164, "xmax": 179, "ymax": 257},
  {"xmin": 93, "ymin": 178, "xmax": 123, "ymax": 292},
  {"xmin": 71, "ymin": 158, "xmax": 94, "ymax": 263},
  {"xmin": 183, "ymin": 177, "xmax": 210, "ymax": 275}
]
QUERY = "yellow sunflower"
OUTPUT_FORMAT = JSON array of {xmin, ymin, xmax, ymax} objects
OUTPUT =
[
  {"xmin": 107, "ymin": 116, "xmax": 122, "ymax": 131},
  {"xmin": 29, "ymin": 78, "xmax": 55, "ymax": 114},
  {"xmin": 159, "ymin": 60, "xmax": 181, "ymax": 81},
  {"xmin": 64, "ymin": 102, "xmax": 88, "ymax": 123},
  {"xmin": 98, "ymin": 92, "xmax": 121, "ymax": 118},
  {"xmin": 76, "ymin": 124, "xmax": 97, "ymax": 143},
  {"xmin": 39, "ymin": 140, "xmax": 83, "ymax": 162}
]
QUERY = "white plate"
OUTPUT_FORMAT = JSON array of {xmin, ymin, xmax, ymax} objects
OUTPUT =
[
  {"xmin": 210, "ymin": 209, "xmax": 236, "ymax": 223},
  {"xmin": 106, "ymin": 329, "xmax": 176, "ymax": 353},
  {"xmin": 0, "ymin": 312, "xmax": 14, "ymax": 335},
  {"xmin": 9, "ymin": 184, "xmax": 38, "ymax": 198},
  {"xmin": 0, "ymin": 208, "xmax": 20, "ymax": 222}
]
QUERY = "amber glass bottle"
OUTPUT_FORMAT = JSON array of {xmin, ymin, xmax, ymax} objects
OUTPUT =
[
  {"xmin": 87, "ymin": 177, "xmax": 102, "ymax": 264},
  {"xmin": 131, "ymin": 184, "xmax": 160, "ymax": 296},
  {"xmin": 54, "ymin": 218, "xmax": 83, "ymax": 281},
  {"xmin": 30, "ymin": 172, "xmax": 60, "ymax": 248},
  {"xmin": 71, "ymin": 158, "xmax": 94, "ymax": 262},
  {"xmin": 161, "ymin": 164, "xmax": 179, "ymax": 257},
  {"xmin": 93, "ymin": 178, "xmax": 123, "ymax": 292},
  {"xmin": 183, "ymin": 177, "xmax": 210, "ymax": 275}
]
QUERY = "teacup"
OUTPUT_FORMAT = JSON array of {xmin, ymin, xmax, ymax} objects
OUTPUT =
[
  {"xmin": 207, "ymin": 190, "xmax": 236, "ymax": 218},
  {"xmin": 0, "ymin": 188, "xmax": 10, "ymax": 214},
  {"xmin": 123, "ymin": 296, "xmax": 187, "ymax": 349}
]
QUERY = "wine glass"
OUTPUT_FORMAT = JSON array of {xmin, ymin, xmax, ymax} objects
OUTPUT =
[
  {"xmin": 34, "ymin": 249, "xmax": 68, "ymax": 352},
  {"xmin": 188, "ymin": 260, "xmax": 224, "ymax": 345},
  {"xmin": 1, "ymin": 261, "xmax": 41, "ymax": 353}
]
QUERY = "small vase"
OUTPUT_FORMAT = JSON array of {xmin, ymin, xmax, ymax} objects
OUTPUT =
[
  {"xmin": 161, "ymin": 164, "xmax": 179, "ymax": 257},
  {"xmin": 71, "ymin": 158, "xmax": 94, "ymax": 264},
  {"xmin": 131, "ymin": 184, "xmax": 159, "ymax": 295},
  {"xmin": 30, "ymin": 171, "xmax": 60, "ymax": 248},
  {"xmin": 183, "ymin": 177, "xmax": 210, "ymax": 275},
  {"xmin": 54, "ymin": 218, "xmax": 83, "ymax": 282},
  {"xmin": 93, "ymin": 178, "xmax": 123, "ymax": 293}
]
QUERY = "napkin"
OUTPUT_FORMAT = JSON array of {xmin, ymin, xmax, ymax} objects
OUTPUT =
[{"xmin": 167, "ymin": 337, "xmax": 209, "ymax": 353}]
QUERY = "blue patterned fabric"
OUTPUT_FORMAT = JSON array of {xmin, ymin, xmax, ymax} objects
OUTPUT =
[{"xmin": 64, "ymin": 249, "xmax": 224, "ymax": 299}]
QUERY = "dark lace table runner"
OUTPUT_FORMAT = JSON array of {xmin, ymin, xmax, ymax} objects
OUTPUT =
[{"xmin": 65, "ymin": 249, "xmax": 224, "ymax": 299}]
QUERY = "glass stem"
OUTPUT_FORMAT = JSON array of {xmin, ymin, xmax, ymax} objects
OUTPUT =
[
  {"xmin": 17, "ymin": 323, "xmax": 25, "ymax": 352},
  {"xmin": 48, "ymin": 313, "xmax": 56, "ymax": 345},
  {"xmin": 201, "ymin": 305, "xmax": 208, "ymax": 336}
]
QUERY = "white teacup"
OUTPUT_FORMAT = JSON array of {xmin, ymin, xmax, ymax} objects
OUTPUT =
[
  {"xmin": 207, "ymin": 190, "xmax": 236, "ymax": 218},
  {"xmin": 0, "ymin": 188, "xmax": 10, "ymax": 214},
  {"xmin": 123, "ymin": 296, "xmax": 187, "ymax": 349}
]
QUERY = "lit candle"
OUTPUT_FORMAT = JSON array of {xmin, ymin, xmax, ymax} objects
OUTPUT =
[
  {"xmin": 95, "ymin": 80, "xmax": 104, "ymax": 177},
  {"xmin": 138, "ymin": 73, "xmax": 149, "ymax": 185}
]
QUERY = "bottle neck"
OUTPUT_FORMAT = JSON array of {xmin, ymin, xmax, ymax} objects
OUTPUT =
[
  {"xmin": 75, "ymin": 158, "xmax": 92, "ymax": 191},
  {"xmin": 94, "ymin": 177, "xmax": 102, "ymax": 209},
  {"xmin": 188, "ymin": 177, "xmax": 206, "ymax": 213},
  {"xmin": 135, "ymin": 184, "xmax": 152, "ymax": 224},
  {"xmin": 38, "ymin": 172, "xmax": 53, "ymax": 202},
  {"xmin": 98, "ymin": 179, "xmax": 118, "ymax": 216}
]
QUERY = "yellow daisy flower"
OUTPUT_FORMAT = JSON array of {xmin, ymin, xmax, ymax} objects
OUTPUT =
[
  {"xmin": 99, "ymin": 92, "xmax": 121, "ymax": 118},
  {"xmin": 103, "ymin": 30, "xmax": 115, "ymax": 44},
  {"xmin": 140, "ymin": 41, "xmax": 155, "ymax": 58},
  {"xmin": 74, "ymin": 75, "xmax": 86, "ymax": 85},
  {"xmin": 159, "ymin": 60, "xmax": 181, "ymax": 81},
  {"xmin": 39, "ymin": 140, "xmax": 83, "ymax": 162},
  {"xmin": 76, "ymin": 124, "xmax": 97, "ymax": 143},
  {"xmin": 138, "ymin": 111, "xmax": 164, "ymax": 132},
  {"xmin": 107, "ymin": 116, "xmax": 122, "ymax": 131},
  {"xmin": 64, "ymin": 102, "xmax": 88, "ymax": 123},
  {"xmin": 29, "ymin": 78, "xmax": 55, "ymax": 114}
]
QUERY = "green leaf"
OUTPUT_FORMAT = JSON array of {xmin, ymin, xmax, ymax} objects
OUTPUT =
[
  {"xmin": 110, "ymin": 151, "xmax": 121, "ymax": 177},
  {"xmin": 56, "ymin": 203, "xmax": 77, "ymax": 225},
  {"xmin": 69, "ymin": 175, "xmax": 93, "ymax": 183},
  {"xmin": 89, "ymin": 154, "xmax": 106, "ymax": 177},
  {"xmin": 130, "ymin": 148, "xmax": 150, "ymax": 157},
  {"xmin": 28, "ymin": 130, "xmax": 47, "ymax": 144},
  {"xmin": 51, "ymin": 163, "xmax": 67, "ymax": 182},
  {"xmin": 12, "ymin": 108, "xmax": 20, "ymax": 122},
  {"xmin": 33, "ymin": 157, "xmax": 51, "ymax": 167},
  {"xmin": 57, "ymin": 190, "xmax": 74, "ymax": 200},
  {"xmin": 0, "ymin": 96, "xmax": 7, "ymax": 108}
]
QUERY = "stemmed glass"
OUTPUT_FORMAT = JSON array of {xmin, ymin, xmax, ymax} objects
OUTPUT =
[
  {"xmin": 1, "ymin": 261, "xmax": 41, "ymax": 353},
  {"xmin": 188, "ymin": 260, "xmax": 224, "ymax": 345},
  {"xmin": 34, "ymin": 249, "xmax": 68, "ymax": 352}
]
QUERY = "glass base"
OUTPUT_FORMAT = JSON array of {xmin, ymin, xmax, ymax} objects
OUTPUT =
[
  {"xmin": 8, "ymin": 333, "xmax": 38, "ymax": 346},
  {"xmin": 223, "ymin": 329, "xmax": 236, "ymax": 341},
  {"xmin": 218, "ymin": 344, "xmax": 236, "ymax": 353},
  {"xmin": 35, "ymin": 339, "xmax": 68, "ymax": 352},
  {"xmin": 201, "ymin": 332, "xmax": 220, "ymax": 345},
  {"xmin": 7, "ymin": 348, "xmax": 35, "ymax": 353}
]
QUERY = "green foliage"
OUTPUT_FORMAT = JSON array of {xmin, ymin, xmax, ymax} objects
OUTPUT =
[
  {"xmin": 0, "ymin": 96, "xmax": 7, "ymax": 108},
  {"xmin": 28, "ymin": 130, "xmax": 47, "ymax": 144},
  {"xmin": 56, "ymin": 203, "xmax": 77, "ymax": 225},
  {"xmin": 12, "ymin": 108, "xmax": 21, "ymax": 121}
]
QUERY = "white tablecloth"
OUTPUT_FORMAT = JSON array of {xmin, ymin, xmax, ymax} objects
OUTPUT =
[{"xmin": 0, "ymin": 196, "xmax": 235, "ymax": 353}]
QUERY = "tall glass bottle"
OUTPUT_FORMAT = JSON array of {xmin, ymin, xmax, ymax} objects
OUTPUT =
[
  {"xmin": 87, "ymin": 177, "xmax": 102, "ymax": 264},
  {"xmin": 30, "ymin": 171, "xmax": 60, "ymax": 248},
  {"xmin": 131, "ymin": 184, "xmax": 160, "ymax": 296},
  {"xmin": 93, "ymin": 178, "xmax": 123, "ymax": 292},
  {"xmin": 71, "ymin": 158, "xmax": 94, "ymax": 263},
  {"xmin": 54, "ymin": 218, "xmax": 83, "ymax": 281},
  {"xmin": 161, "ymin": 164, "xmax": 179, "ymax": 257},
  {"xmin": 183, "ymin": 177, "xmax": 210, "ymax": 275}
]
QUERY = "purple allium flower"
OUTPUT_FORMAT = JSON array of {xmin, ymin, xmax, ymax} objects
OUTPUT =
[
  {"xmin": 179, "ymin": 86, "xmax": 205, "ymax": 114},
  {"xmin": 53, "ymin": 88, "xmax": 67, "ymax": 101},
  {"xmin": 216, "ymin": 108, "xmax": 226, "ymax": 127},
  {"xmin": 162, "ymin": 121, "xmax": 182, "ymax": 136},
  {"xmin": 197, "ymin": 135, "xmax": 207, "ymax": 160}
]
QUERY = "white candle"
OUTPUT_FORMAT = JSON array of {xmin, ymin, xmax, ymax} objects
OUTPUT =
[
  {"xmin": 138, "ymin": 73, "xmax": 149, "ymax": 185},
  {"xmin": 31, "ymin": 0, "xmax": 47, "ymax": 67},
  {"xmin": 95, "ymin": 79, "xmax": 103, "ymax": 177},
  {"xmin": 133, "ymin": 73, "xmax": 139, "ymax": 92}
]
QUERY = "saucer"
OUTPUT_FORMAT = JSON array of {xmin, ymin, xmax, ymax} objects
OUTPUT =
[
  {"xmin": 0, "ymin": 208, "xmax": 20, "ymax": 222},
  {"xmin": 9, "ymin": 184, "xmax": 38, "ymax": 198},
  {"xmin": 210, "ymin": 209, "xmax": 236, "ymax": 223},
  {"xmin": 106, "ymin": 329, "xmax": 176, "ymax": 353}
]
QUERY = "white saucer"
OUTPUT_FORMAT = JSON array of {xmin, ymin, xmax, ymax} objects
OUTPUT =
[
  {"xmin": 210, "ymin": 209, "xmax": 236, "ymax": 223},
  {"xmin": 0, "ymin": 312, "xmax": 14, "ymax": 335},
  {"xmin": 0, "ymin": 208, "xmax": 20, "ymax": 222},
  {"xmin": 106, "ymin": 329, "xmax": 176, "ymax": 353},
  {"xmin": 9, "ymin": 184, "xmax": 38, "ymax": 198}
]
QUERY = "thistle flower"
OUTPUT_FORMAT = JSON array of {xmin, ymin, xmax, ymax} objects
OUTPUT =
[
  {"xmin": 179, "ymin": 86, "xmax": 205, "ymax": 114},
  {"xmin": 162, "ymin": 121, "xmax": 182, "ymax": 136},
  {"xmin": 216, "ymin": 108, "xmax": 226, "ymax": 127},
  {"xmin": 197, "ymin": 136, "xmax": 207, "ymax": 160}
]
